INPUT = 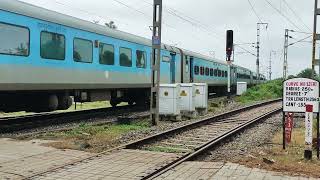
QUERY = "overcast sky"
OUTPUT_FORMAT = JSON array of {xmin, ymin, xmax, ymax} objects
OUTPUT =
[{"xmin": 20, "ymin": 0, "xmax": 316, "ymax": 79}]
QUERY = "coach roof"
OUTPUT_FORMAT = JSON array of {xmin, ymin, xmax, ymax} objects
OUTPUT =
[
  {"xmin": 0, "ymin": 0, "xmax": 236, "ymax": 67},
  {"xmin": 0, "ymin": 0, "xmax": 153, "ymax": 46}
]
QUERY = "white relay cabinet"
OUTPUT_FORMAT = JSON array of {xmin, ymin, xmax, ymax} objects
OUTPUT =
[
  {"xmin": 159, "ymin": 84, "xmax": 181, "ymax": 116},
  {"xmin": 193, "ymin": 83, "xmax": 208, "ymax": 109},
  {"xmin": 179, "ymin": 83, "xmax": 196, "ymax": 112},
  {"xmin": 237, "ymin": 82, "xmax": 248, "ymax": 96}
]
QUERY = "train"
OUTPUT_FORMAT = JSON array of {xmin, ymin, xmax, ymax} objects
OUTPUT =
[{"xmin": 0, "ymin": 0, "xmax": 266, "ymax": 112}]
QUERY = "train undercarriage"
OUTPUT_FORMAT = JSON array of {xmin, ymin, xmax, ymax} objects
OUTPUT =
[
  {"xmin": 0, "ymin": 88, "xmax": 150, "ymax": 113},
  {"xmin": 0, "ymin": 84, "xmax": 244, "ymax": 113}
]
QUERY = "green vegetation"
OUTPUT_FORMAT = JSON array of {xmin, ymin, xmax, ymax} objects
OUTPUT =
[
  {"xmin": 48, "ymin": 121, "xmax": 149, "ymax": 138},
  {"xmin": 236, "ymin": 79, "xmax": 283, "ymax": 104},
  {"xmin": 290, "ymin": 68, "xmax": 318, "ymax": 80},
  {"xmin": 37, "ymin": 120, "xmax": 150, "ymax": 152}
]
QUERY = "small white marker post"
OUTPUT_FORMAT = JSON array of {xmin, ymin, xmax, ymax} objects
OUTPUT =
[{"xmin": 305, "ymin": 104, "xmax": 313, "ymax": 160}]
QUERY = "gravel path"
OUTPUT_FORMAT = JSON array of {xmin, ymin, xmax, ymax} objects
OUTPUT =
[
  {"xmin": 196, "ymin": 113, "xmax": 282, "ymax": 162},
  {"xmin": 118, "ymin": 100, "xmax": 263, "ymax": 145}
]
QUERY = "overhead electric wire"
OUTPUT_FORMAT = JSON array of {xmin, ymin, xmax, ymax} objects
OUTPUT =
[
  {"xmin": 282, "ymin": 0, "xmax": 312, "ymax": 31},
  {"xmin": 52, "ymin": 0, "xmax": 257, "ymax": 60},
  {"xmin": 140, "ymin": 0, "xmax": 257, "ymax": 57},
  {"xmin": 264, "ymin": 0, "xmax": 304, "ymax": 32},
  {"xmin": 236, "ymin": 45, "xmax": 257, "ymax": 57},
  {"xmin": 247, "ymin": 0, "xmax": 263, "ymax": 23},
  {"xmin": 289, "ymin": 30, "xmax": 312, "ymax": 34},
  {"xmin": 140, "ymin": 0, "xmax": 224, "ymax": 42},
  {"xmin": 288, "ymin": 35, "xmax": 312, "ymax": 47},
  {"xmin": 55, "ymin": 0, "xmax": 177, "ymax": 30}
]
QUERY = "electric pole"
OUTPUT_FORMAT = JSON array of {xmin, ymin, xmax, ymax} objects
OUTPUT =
[
  {"xmin": 312, "ymin": 0, "xmax": 319, "ymax": 78},
  {"xmin": 150, "ymin": 0, "xmax": 162, "ymax": 126},
  {"xmin": 256, "ymin": 23, "xmax": 268, "ymax": 82},
  {"xmin": 284, "ymin": 29, "xmax": 289, "ymax": 79},
  {"xmin": 269, "ymin": 51, "xmax": 276, "ymax": 80}
]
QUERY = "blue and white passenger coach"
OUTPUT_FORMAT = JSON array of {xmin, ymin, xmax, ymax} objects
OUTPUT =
[{"xmin": 0, "ymin": 0, "xmax": 265, "ymax": 112}]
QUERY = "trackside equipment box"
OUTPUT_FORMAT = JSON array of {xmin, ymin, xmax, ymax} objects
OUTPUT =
[
  {"xmin": 159, "ymin": 84, "xmax": 181, "ymax": 116},
  {"xmin": 237, "ymin": 82, "xmax": 247, "ymax": 96},
  {"xmin": 179, "ymin": 83, "xmax": 196, "ymax": 114},
  {"xmin": 193, "ymin": 83, "xmax": 208, "ymax": 109}
]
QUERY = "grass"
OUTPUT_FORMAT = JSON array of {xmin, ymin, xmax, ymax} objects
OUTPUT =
[
  {"xmin": 236, "ymin": 79, "xmax": 283, "ymax": 104},
  {"xmin": 36, "ymin": 120, "xmax": 150, "ymax": 152}
]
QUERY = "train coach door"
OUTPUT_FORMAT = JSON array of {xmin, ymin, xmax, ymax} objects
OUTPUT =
[
  {"xmin": 190, "ymin": 57, "xmax": 194, "ymax": 83},
  {"xmin": 170, "ymin": 53, "xmax": 176, "ymax": 84},
  {"xmin": 184, "ymin": 56, "xmax": 191, "ymax": 83},
  {"xmin": 231, "ymin": 66, "xmax": 237, "ymax": 85}
]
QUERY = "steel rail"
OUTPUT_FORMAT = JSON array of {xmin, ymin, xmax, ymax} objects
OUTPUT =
[{"xmin": 142, "ymin": 107, "xmax": 282, "ymax": 179}]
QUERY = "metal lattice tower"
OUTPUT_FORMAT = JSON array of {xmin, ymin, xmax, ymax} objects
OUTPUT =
[
  {"xmin": 312, "ymin": 0, "xmax": 319, "ymax": 77},
  {"xmin": 150, "ymin": 0, "xmax": 162, "ymax": 126},
  {"xmin": 284, "ymin": 29, "xmax": 289, "ymax": 79},
  {"xmin": 256, "ymin": 23, "xmax": 268, "ymax": 82}
]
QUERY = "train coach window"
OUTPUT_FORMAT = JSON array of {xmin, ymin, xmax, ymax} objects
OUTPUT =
[
  {"xmin": 0, "ymin": 23, "xmax": 29, "ymax": 56},
  {"xmin": 162, "ymin": 56, "xmax": 170, "ymax": 62},
  {"xmin": 225, "ymin": 71, "xmax": 228, "ymax": 77},
  {"xmin": 210, "ymin": 68, "xmax": 214, "ymax": 76},
  {"xmin": 200, "ymin": 67, "xmax": 204, "ymax": 75},
  {"xmin": 194, "ymin": 66, "xmax": 200, "ymax": 75},
  {"xmin": 218, "ymin": 70, "xmax": 222, "ymax": 77},
  {"xmin": 205, "ymin": 68, "xmax": 209, "ymax": 76},
  {"xmin": 214, "ymin": 69, "xmax": 218, "ymax": 77},
  {"xmin": 74, "ymin": 38, "xmax": 93, "ymax": 63},
  {"xmin": 99, "ymin": 43, "xmax": 114, "ymax": 65},
  {"xmin": 120, "ymin": 47, "xmax": 132, "ymax": 67},
  {"xmin": 41, "ymin": 31, "xmax": 65, "ymax": 60},
  {"xmin": 222, "ymin": 71, "xmax": 225, "ymax": 77},
  {"xmin": 136, "ymin": 50, "xmax": 146, "ymax": 68}
]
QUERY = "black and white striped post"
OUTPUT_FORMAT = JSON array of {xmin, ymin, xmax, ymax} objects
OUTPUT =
[{"xmin": 305, "ymin": 105, "xmax": 314, "ymax": 160}]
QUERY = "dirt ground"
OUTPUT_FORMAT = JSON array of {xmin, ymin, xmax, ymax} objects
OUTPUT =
[{"xmin": 234, "ymin": 119, "xmax": 320, "ymax": 178}]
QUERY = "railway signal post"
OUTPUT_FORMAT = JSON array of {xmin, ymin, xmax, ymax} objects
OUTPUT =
[
  {"xmin": 226, "ymin": 30, "xmax": 234, "ymax": 98},
  {"xmin": 150, "ymin": 0, "xmax": 163, "ymax": 126}
]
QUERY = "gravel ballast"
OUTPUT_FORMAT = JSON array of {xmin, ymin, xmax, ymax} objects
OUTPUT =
[{"xmin": 197, "ymin": 113, "xmax": 282, "ymax": 162}]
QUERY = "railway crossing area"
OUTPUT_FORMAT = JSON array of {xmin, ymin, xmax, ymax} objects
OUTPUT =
[
  {"xmin": 0, "ymin": 138, "xmax": 315, "ymax": 180},
  {"xmin": 1, "ymin": 99, "xmax": 319, "ymax": 180}
]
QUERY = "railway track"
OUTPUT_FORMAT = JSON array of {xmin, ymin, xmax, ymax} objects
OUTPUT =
[
  {"xmin": 25, "ymin": 99, "xmax": 282, "ymax": 180},
  {"xmin": 0, "ymin": 95, "xmax": 230, "ymax": 135},
  {"xmin": 0, "ymin": 105, "xmax": 148, "ymax": 134},
  {"xmin": 127, "ymin": 99, "xmax": 282, "ymax": 179}
]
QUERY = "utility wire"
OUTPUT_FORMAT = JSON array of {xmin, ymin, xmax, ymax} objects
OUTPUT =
[
  {"xmin": 236, "ymin": 45, "xmax": 257, "ymax": 57},
  {"xmin": 140, "ymin": 0, "xmax": 256, "ymax": 56},
  {"xmin": 289, "ymin": 30, "xmax": 312, "ymax": 34},
  {"xmin": 264, "ymin": 0, "xmax": 304, "ymax": 31},
  {"xmin": 247, "ymin": 0, "xmax": 263, "ymax": 23},
  {"xmin": 140, "ymin": 0, "xmax": 224, "ymax": 41},
  {"xmin": 288, "ymin": 35, "xmax": 312, "ymax": 47},
  {"xmin": 282, "ymin": 0, "xmax": 312, "ymax": 31}
]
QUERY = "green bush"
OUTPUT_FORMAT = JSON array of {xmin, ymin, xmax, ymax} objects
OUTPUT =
[{"xmin": 236, "ymin": 79, "xmax": 283, "ymax": 104}]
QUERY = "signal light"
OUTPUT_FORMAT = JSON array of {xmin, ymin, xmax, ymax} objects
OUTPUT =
[{"xmin": 226, "ymin": 30, "xmax": 233, "ymax": 61}]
